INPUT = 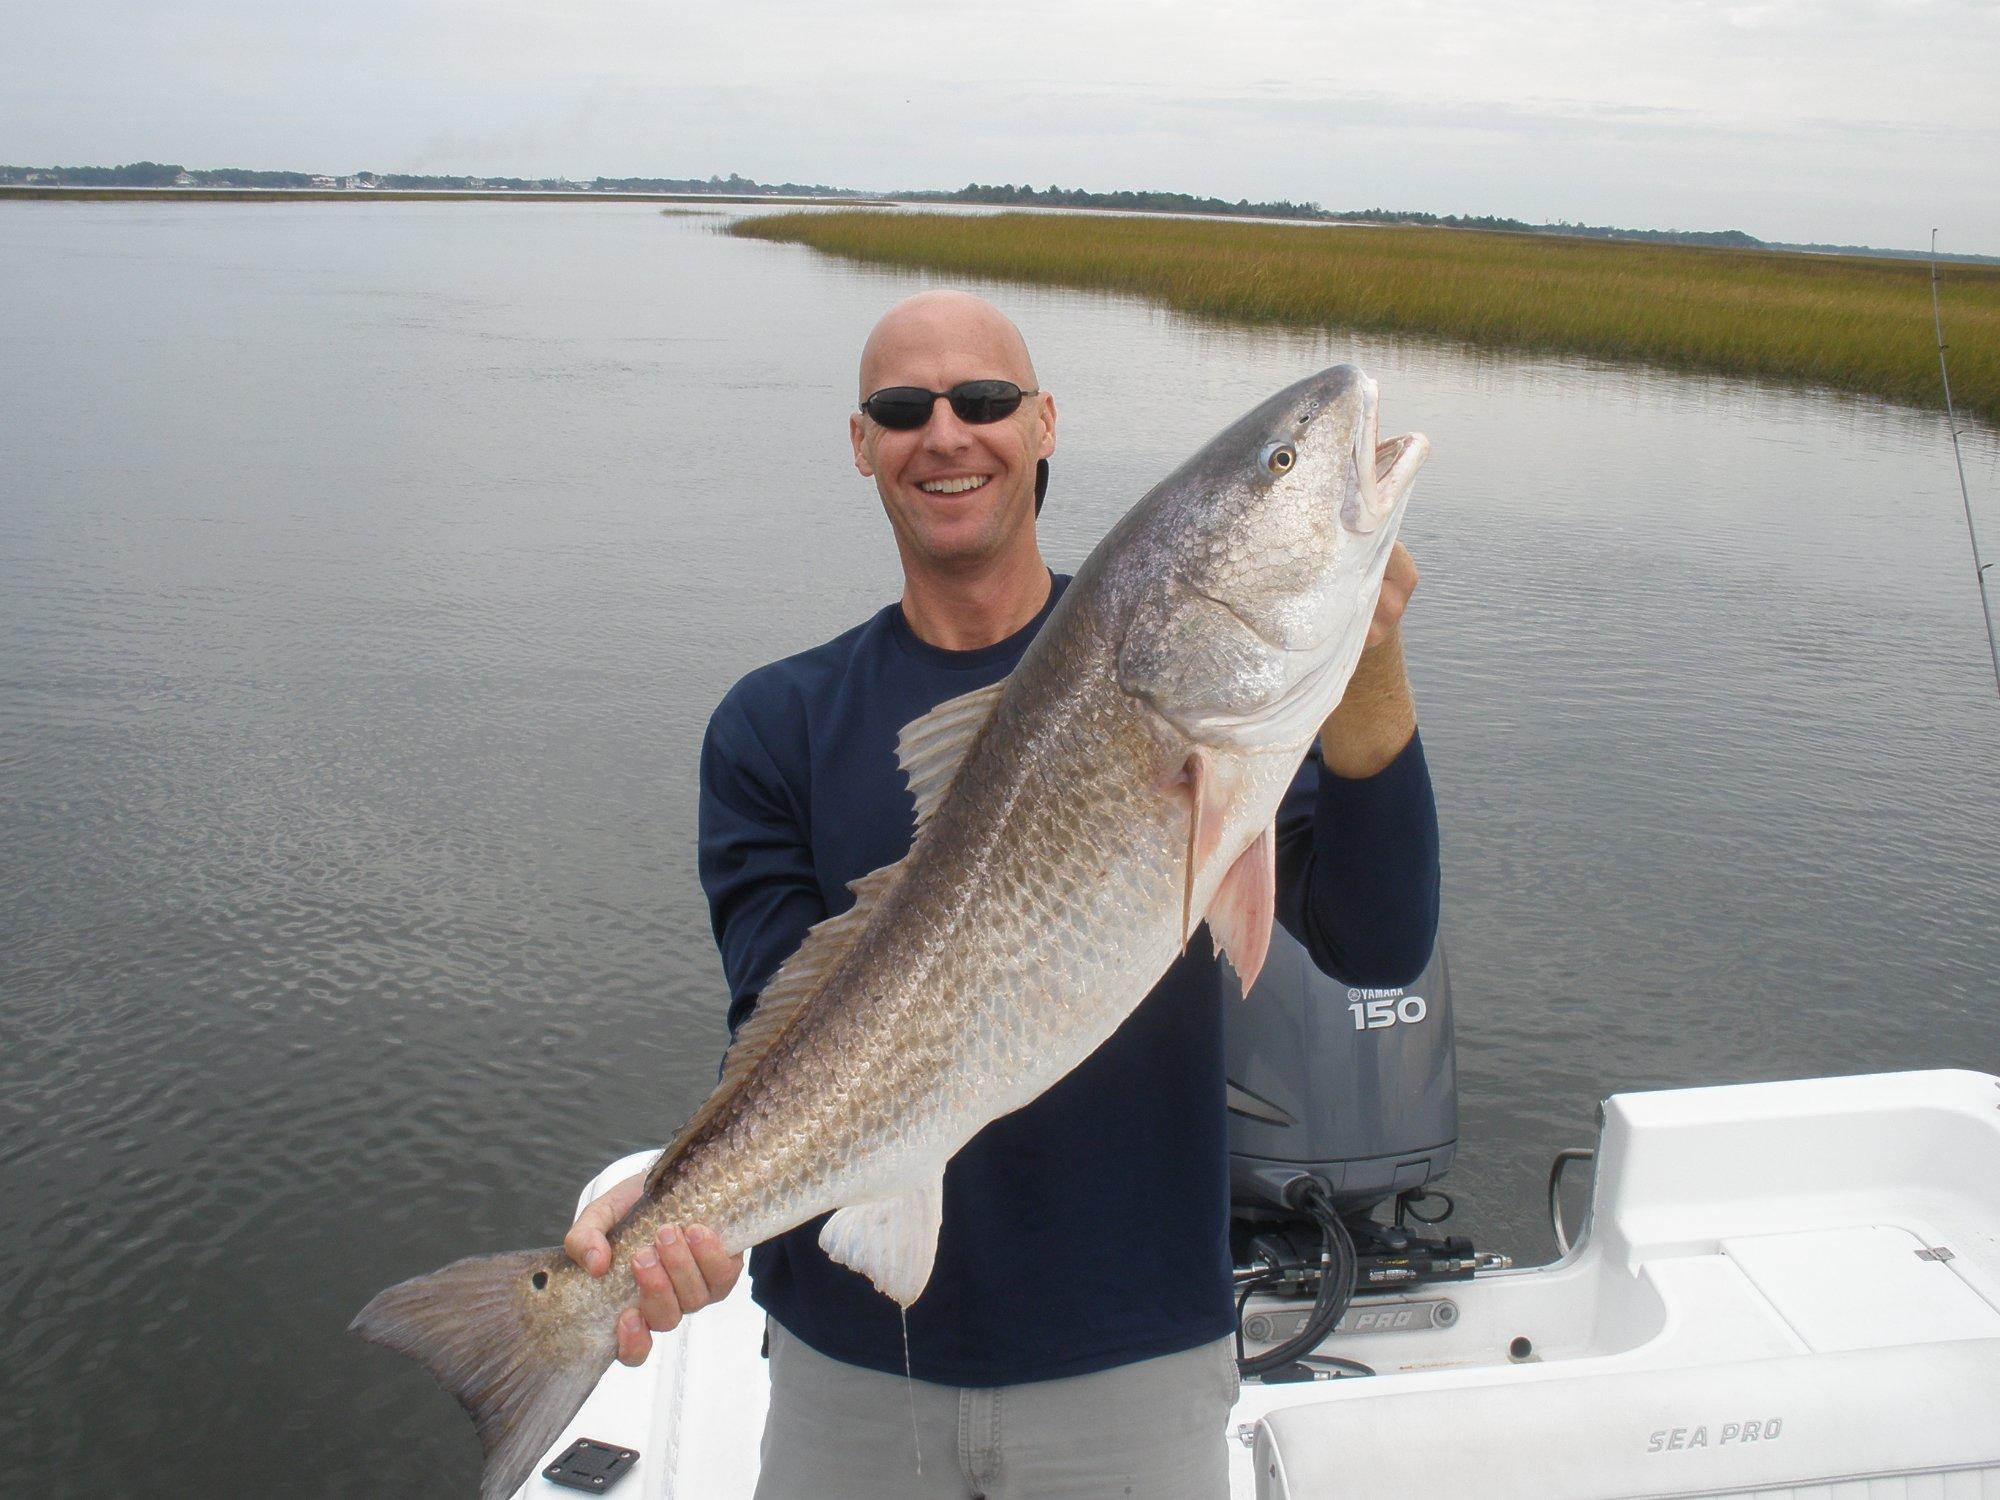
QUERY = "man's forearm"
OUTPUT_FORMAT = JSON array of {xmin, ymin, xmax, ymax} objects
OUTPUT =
[{"xmin": 1319, "ymin": 626, "xmax": 1417, "ymax": 778}]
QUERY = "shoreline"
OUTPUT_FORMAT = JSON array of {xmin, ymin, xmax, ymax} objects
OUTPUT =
[{"xmin": 0, "ymin": 185, "xmax": 891, "ymax": 206}]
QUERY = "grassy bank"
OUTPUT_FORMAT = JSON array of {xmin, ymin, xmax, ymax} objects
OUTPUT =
[{"xmin": 731, "ymin": 211, "xmax": 2000, "ymax": 426}]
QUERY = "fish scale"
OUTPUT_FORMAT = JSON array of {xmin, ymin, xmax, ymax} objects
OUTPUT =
[{"xmin": 349, "ymin": 362, "xmax": 1428, "ymax": 1499}]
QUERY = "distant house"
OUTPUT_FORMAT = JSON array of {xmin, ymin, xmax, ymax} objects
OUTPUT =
[
  {"xmin": 172, "ymin": 171, "xmax": 194, "ymax": 187},
  {"xmin": 310, "ymin": 175, "xmax": 337, "ymax": 189}
]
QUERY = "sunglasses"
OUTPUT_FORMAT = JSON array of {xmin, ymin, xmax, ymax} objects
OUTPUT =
[{"xmin": 860, "ymin": 380, "xmax": 1038, "ymax": 431}]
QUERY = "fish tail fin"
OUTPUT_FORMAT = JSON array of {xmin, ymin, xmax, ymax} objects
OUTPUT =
[{"xmin": 350, "ymin": 1247, "xmax": 614, "ymax": 1500}]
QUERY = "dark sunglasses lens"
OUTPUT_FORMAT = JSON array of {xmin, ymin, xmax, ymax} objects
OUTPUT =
[
  {"xmin": 864, "ymin": 389, "xmax": 936, "ymax": 429},
  {"xmin": 947, "ymin": 380, "xmax": 1024, "ymax": 424}
]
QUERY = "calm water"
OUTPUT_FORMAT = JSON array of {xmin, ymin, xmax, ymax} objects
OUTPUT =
[{"xmin": 2, "ymin": 202, "xmax": 1996, "ymax": 1494}]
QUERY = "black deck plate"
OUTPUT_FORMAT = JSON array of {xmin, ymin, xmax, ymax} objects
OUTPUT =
[{"xmin": 543, "ymin": 1437, "xmax": 638, "ymax": 1492}]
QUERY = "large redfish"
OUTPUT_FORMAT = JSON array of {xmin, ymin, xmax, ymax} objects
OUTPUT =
[{"xmin": 351, "ymin": 364, "xmax": 1428, "ymax": 1498}]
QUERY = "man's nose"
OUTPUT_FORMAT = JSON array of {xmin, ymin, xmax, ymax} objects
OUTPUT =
[{"xmin": 920, "ymin": 400, "xmax": 976, "ymax": 451}]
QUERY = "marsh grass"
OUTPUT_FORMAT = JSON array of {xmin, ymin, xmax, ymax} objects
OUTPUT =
[{"xmin": 732, "ymin": 211, "xmax": 2000, "ymax": 426}]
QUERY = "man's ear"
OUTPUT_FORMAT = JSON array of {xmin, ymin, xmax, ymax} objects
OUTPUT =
[
  {"xmin": 1035, "ymin": 392, "xmax": 1058, "ymax": 461},
  {"xmin": 850, "ymin": 412, "xmax": 874, "ymax": 477}
]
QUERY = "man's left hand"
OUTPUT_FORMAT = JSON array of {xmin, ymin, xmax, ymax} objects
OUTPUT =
[
  {"xmin": 1367, "ymin": 541, "xmax": 1418, "ymax": 651},
  {"xmin": 1321, "ymin": 541, "xmax": 1420, "ymax": 778}
]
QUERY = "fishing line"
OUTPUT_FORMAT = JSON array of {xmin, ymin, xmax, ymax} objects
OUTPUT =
[
  {"xmin": 900, "ymin": 1306, "xmax": 922, "ymax": 1475},
  {"xmin": 1929, "ymin": 229, "xmax": 2000, "ymax": 699}
]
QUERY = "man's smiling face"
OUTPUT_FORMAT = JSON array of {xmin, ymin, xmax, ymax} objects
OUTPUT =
[{"xmin": 850, "ymin": 291, "xmax": 1057, "ymax": 574}]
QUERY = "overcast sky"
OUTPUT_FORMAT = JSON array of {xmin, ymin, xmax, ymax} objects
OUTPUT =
[{"xmin": 7, "ymin": 0, "xmax": 1998, "ymax": 252}]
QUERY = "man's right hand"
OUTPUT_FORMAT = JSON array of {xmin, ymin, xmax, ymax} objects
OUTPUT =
[{"xmin": 564, "ymin": 1170, "xmax": 746, "ymax": 1366}]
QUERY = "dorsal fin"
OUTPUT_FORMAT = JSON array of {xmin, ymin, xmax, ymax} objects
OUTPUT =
[
  {"xmin": 895, "ymin": 678, "xmax": 1007, "ymax": 828},
  {"xmin": 646, "ymin": 863, "xmax": 903, "ymax": 1196}
]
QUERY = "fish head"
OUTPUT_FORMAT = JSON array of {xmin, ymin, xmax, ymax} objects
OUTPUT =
[{"xmin": 1107, "ymin": 364, "xmax": 1428, "ymax": 752}]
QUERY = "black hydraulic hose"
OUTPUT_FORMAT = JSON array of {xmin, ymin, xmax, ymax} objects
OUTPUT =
[
  {"xmin": 1236, "ymin": 1181, "xmax": 1367, "ymax": 1380},
  {"xmin": 1232, "ymin": 1272, "xmax": 1276, "ymax": 1366},
  {"xmin": 1397, "ymin": 1187, "xmax": 1455, "ymax": 1226}
]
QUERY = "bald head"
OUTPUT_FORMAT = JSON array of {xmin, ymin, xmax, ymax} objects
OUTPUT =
[
  {"xmin": 847, "ymin": 288, "xmax": 1057, "ymax": 592},
  {"xmin": 857, "ymin": 290, "xmax": 1039, "ymax": 401}
]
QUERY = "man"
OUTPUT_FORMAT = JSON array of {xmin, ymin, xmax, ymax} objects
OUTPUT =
[{"xmin": 567, "ymin": 290, "xmax": 1440, "ymax": 1498}]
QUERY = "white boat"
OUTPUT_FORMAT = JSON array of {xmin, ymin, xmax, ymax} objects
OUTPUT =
[{"xmin": 514, "ymin": 1067, "xmax": 2000, "ymax": 1498}]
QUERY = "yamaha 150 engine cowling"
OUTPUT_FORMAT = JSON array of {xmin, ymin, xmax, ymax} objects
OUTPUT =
[{"xmin": 1225, "ymin": 926, "xmax": 1457, "ymax": 1217}]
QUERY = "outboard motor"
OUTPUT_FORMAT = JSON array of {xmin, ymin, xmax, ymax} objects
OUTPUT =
[
  {"xmin": 1225, "ymin": 932, "xmax": 1457, "ymax": 1216},
  {"xmin": 1224, "ymin": 928, "xmax": 1490, "ymax": 1379}
]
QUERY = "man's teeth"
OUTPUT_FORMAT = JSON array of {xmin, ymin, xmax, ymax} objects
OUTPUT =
[{"xmin": 919, "ymin": 476, "xmax": 990, "ymax": 495}]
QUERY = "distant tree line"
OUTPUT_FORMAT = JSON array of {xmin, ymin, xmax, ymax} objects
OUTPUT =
[
  {"xmin": 0, "ymin": 162, "xmax": 872, "ymax": 196},
  {"xmin": 10, "ymin": 162, "xmax": 1993, "ymax": 263},
  {"xmin": 3, "ymin": 161, "xmax": 187, "ymax": 185},
  {"xmin": 1319, "ymin": 213, "xmax": 1991, "ymax": 260},
  {"xmin": 908, "ymin": 182, "xmax": 1338, "ymax": 221},
  {"xmin": 1329, "ymin": 205, "xmax": 1765, "ymax": 248},
  {"xmin": 1, "ymin": 161, "xmax": 322, "ymax": 187},
  {"xmin": 0, "ymin": 162, "xmax": 1796, "ymax": 252},
  {"xmin": 916, "ymin": 184, "xmax": 1776, "ymax": 249}
]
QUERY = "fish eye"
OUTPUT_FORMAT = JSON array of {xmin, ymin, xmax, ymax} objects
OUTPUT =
[
  {"xmin": 531, "ymin": 1270, "xmax": 549, "ymax": 1290},
  {"xmin": 1261, "ymin": 442, "xmax": 1297, "ymax": 475}
]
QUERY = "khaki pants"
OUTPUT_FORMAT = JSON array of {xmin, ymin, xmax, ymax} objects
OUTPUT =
[{"xmin": 755, "ymin": 1319, "xmax": 1240, "ymax": 1500}]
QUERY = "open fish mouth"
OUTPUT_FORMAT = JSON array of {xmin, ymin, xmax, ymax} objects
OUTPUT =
[
  {"xmin": 1341, "ymin": 375, "xmax": 1428, "ymax": 534},
  {"xmin": 1346, "ymin": 428, "xmax": 1428, "ymax": 535},
  {"xmin": 1374, "ymin": 433, "xmax": 1428, "ymax": 492}
]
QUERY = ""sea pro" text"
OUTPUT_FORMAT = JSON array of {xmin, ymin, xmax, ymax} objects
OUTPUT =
[{"xmin": 1647, "ymin": 1418, "xmax": 1784, "ymax": 1453}]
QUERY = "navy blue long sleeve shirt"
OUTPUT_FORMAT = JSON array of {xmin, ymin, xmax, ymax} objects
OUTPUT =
[{"xmin": 696, "ymin": 575, "xmax": 1440, "ymax": 1386}]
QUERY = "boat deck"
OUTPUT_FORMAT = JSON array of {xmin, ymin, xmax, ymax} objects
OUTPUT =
[{"xmin": 515, "ymin": 1069, "xmax": 2000, "ymax": 1499}]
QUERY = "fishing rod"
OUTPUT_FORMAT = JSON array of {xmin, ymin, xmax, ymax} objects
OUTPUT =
[{"xmin": 1929, "ymin": 229, "xmax": 2000, "ymax": 699}]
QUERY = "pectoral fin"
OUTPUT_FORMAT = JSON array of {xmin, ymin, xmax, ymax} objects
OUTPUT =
[
  {"xmin": 819, "ymin": 1174, "xmax": 946, "ymax": 1307},
  {"xmin": 1178, "ymin": 748, "xmax": 1231, "ymax": 950},
  {"xmin": 1207, "ymin": 823, "xmax": 1276, "ymax": 995}
]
